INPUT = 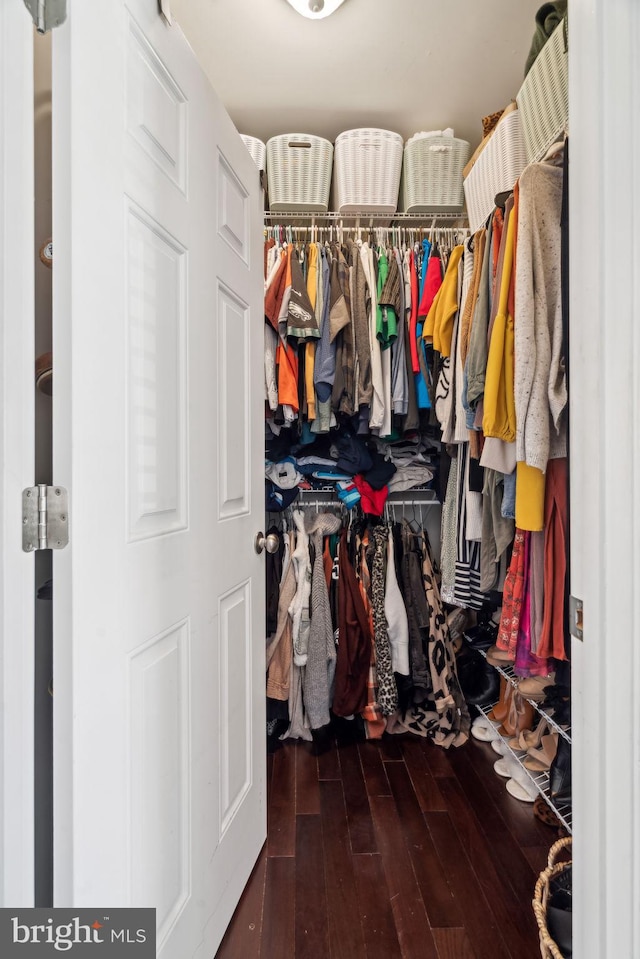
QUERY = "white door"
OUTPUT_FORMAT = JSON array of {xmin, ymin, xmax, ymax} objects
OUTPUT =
[
  {"xmin": 0, "ymin": 2, "xmax": 35, "ymax": 908},
  {"xmin": 51, "ymin": 2, "xmax": 265, "ymax": 955}
]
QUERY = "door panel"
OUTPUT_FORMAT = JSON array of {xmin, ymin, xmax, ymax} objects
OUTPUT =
[
  {"xmin": 0, "ymin": 1, "xmax": 35, "ymax": 908},
  {"xmin": 52, "ymin": 2, "xmax": 265, "ymax": 954}
]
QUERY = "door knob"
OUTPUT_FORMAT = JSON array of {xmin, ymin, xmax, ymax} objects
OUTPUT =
[{"xmin": 254, "ymin": 531, "xmax": 279, "ymax": 555}]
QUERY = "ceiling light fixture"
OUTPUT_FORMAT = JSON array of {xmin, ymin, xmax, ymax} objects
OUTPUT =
[{"xmin": 284, "ymin": 0, "xmax": 348, "ymax": 20}]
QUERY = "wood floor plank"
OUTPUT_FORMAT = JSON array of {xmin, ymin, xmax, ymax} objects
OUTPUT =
[
  {"xmin": 444, "ymin": 746, "xmax": 543, "ymax": 906},
  {"xmin": 436, "ymin": 776, "xmax": 541, "ymax": 958},
  {"xmin": 358, "ymin": 741, "xmax": 392, "ymax": 797},
  {"xmin": 377, "ymin": 734, "xmax": 404, "ymax": 761},
  {"xmin": 319, "ymin": 781, "xmax": 367, "ymax": 959},
  {"xmin": 465, "ymin": 738, "xmax": 560, "ymax": 847},
  {"xmin": 369, "ymin": 795, "xmax": 438, "ymax": 959},
  {"xmin": 317, "ymin": 737, "xmax": 341, "ymax": 780},
  {"xmin": 431, "ymin": 927, "xmax": 478, "ymax": 959},
  {"xmin": 295, "ymin": 742, "xmax": 320, "ymax": 815},
  {"xmin": 214, "ymin": 848, "xmax": 267, "ymax": 959},
  {"xmin": 261, "ymin": 856, "xmax": 295, "ymax": 959},
  {"xmin": 267, "ymin": 743, "xmax": 296, "ymax": 857},
  {"xmin": 338, "ymin": 742, "xmax": 377, "ymax": 854},
  {"xmin": 419, "ymin": 738, "xmax": 457, "ymax": 779},
  {"xmin": 426, "ymin": 812, "xmax": 512, "ymax": 959},
  {"xmin": 295, "ymin": 815, "xmax": 329, "ymax": 959},
  {"xmin": 399, "ymin": 737, "xmax": 447, "ymax": 812},
  {"xmin": 384, "ymin": 762, "xmax": 462, "ymax": 929},
  {"xmin": 352, "ymin": 854, "xmax": 402, "ymax": 959},
  {"xmin": 522, "ymin": 844, "xmax": 553, "ymax": 876}
]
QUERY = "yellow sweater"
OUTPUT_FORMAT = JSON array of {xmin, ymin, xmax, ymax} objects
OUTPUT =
[
  {"xmin": 423, "ymin": 245, "xmax": 464, "ymax": 357},
  {"xmin": 482, "ymin": 211, "xmax": 516, "ymax": 442}
]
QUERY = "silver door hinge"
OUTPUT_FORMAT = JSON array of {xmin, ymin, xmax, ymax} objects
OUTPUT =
[
  {"xmin": 23, "ymin": 0, "xmax": 66, "ymax": 34},
  {"xmin": 569, "ymin": 594, "xmax": 583, "ymax": 641},
  {"xmin": 22, "ymin": 485, "xmax": 69, "ymax": 552},
  {"xmin": 158, "ymin": 0, "xmax": 172, "ymax": 25}
]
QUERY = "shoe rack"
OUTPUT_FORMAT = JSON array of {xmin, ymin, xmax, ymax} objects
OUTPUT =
[
  {"xmin": 468, "ymin": 644, "xmax": 572, "ymax": 834},
  {"xmin": 476, "ymin": 649, "xmax": 572, "ymax": 745}
]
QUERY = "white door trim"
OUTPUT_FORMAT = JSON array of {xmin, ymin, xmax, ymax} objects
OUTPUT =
[
  {"xmin": 569, "ymin": 1, "xmax": 640, "ymax": 955},
  {"xmin": 0, "ymin": 2, "xmax": 35, "ymax": 907}
]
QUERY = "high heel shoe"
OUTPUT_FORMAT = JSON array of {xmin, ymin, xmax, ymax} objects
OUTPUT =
[
  {"xmin": 487, "ymin": 677, "xmax": 511, "ymax": 723},
  {"xmin": 517, "ymin": 717, "xmax": 551, "ymax": 751},
  {"xmin": 499, "ymin": 691, "xmax": 534, "ymax": 739},
  {"xmin": 523, "ymin": 731, "xmax": 559, "ymax": 772}
]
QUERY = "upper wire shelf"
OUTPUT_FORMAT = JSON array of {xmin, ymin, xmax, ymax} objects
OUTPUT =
[{"xmin": 263, "ymin": 211, "xmax": 469, "ymax": 229}]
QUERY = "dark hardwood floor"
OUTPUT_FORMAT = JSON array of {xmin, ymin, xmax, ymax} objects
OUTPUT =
[{"xmin": 215, "ymin": 730, "xmax": 558, "ymax": 959}]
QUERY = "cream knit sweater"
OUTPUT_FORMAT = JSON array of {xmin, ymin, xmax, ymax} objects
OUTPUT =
[{"xmin": 514, "ymin": 162, "xmax": 567, "ymax": 472}]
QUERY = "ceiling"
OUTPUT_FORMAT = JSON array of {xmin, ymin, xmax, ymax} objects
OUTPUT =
[{"xmin": 171, "ymin": 0, "xmax": 541, "ymax": 152}]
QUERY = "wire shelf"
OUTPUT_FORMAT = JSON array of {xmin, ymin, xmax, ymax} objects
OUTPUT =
[
  {"xmin": 264, "ymin": 211, "xmax": 469, "ymax": 230},
  {"xmin": 295, "ymin": 487, "xmax": 442, "ymax": 513},
  {"xmin": 466, "ymin": 641, "xmax": 571, "ymax": 744},
  {"xmin": 264, "ymin": 211, "xmax": 467, "ymax": 222},
  {"xmin": 475, "ymin": 701, "xmax": 572, "ymax": 833}
]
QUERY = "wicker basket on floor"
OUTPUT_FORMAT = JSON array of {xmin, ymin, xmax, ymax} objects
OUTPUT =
[{"xmin": 532, "ymin": 836, "xmax": 572, "ymax": 959}]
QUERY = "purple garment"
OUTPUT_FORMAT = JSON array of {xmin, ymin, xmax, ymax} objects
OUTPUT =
[{"xmin": 515, "ymin": 531, "xmax": 550, "ymax": 677}]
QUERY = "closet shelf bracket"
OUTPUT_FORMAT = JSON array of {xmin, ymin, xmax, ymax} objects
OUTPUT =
[{"xmin": 22, "ymin": 484, "xmax": 69, "ymax": 552}]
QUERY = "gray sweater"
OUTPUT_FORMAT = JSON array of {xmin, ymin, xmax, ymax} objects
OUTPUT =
[
  {"xmin": 302, "ymin": 512, "xmax": 342, "ymax": 729},
  {"xmin": 514, "ymin": 161, "xmax": 567, "ymax": 472}
]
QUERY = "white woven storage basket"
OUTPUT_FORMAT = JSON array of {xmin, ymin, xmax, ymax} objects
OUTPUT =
[
  {"xmin": 463, "ymin": 108, "xmax": 528, "ymax": 232},
  {"xmin": 241, "ymin": 135, "xmax": 266, "ymax": 170},
  {"xmin": 401, "ymin": 136, "xmax": 471, "ymax": 213},
  {"xmin": 266, "ymin": 134, "xmax": 333, "ymax": 213},
  {"xmin": 333, "ymin": 128, "xmax": 403, "ymax": 214},
  {"xmin": 517, "ymin": 19, "xmax": 568, "ymax": 164}
]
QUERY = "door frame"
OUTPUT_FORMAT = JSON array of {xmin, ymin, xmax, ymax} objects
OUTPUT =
[
  {"xmin": 1, "ymin": 0, "xmax": 640, "ymax": 949},
  {"xmin": 0, "ymin": 1, "xmax": 35, "ymax": 907},
  {"xmin": 569, "ymin": 1, "xmax": 640, "ymax": 956}
]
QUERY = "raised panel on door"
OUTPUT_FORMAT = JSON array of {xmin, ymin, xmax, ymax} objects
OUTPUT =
[
  {"xmin": 125, "ymin": 200, "xmax": 188, "ymax": 540},
  {"xmin": 52, "ymin": 2, "xmax": 264, "ymax": 955}
]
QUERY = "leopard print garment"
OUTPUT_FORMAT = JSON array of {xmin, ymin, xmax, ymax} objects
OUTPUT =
[
  {"xmin": 419, "ymin": 529, "xmax": 470, "ymax": 747},
  {"xmin": 371, "ymin": 525, "xmax": 398, "ymax": 716}
]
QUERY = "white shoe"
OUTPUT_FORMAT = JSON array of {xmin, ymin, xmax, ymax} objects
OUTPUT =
[
  {"xmin": 506, "ymin": 778, "xmax": 536, "ymax": 802},
  {"xmin": 470, "ymin": 715, "xmax": 499, "ymax": 742},
  {"xmin": 510, "ymin": 764, "xmax": 540, "ymax": 799},
  {"xmin": 493, "ymin": 758, "xmax": 513, "ymax": 778}
]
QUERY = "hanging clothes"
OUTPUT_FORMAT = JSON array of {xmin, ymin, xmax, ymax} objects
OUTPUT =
[
  {"xmin": 302, "ymin": 511, "xmax": 342, "ymax": 729},
  {"xmin": 333, "ymin": 529, "xmax": 372, "ymax": 717},
  {"xmin": 514, "ymin": 158, "xmax": 567, "ymax": 529}
]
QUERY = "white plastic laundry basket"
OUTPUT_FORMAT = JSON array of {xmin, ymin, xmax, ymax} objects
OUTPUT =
[
  {"xmin": 517, "ymin": 19, "xmax": 568, "ymax": 164},
  {"xmin": 463, "ymin": 108, "xmax": 528, "ymax": 232},
  {"xmin": 401, "ymin": 135, "xmax": 471, "ymax": 213},
  {"xmin": 333, "ymin": 128, "xmax": 403, "ymax": 214},
  {"xmin": 241, "ymin": 135, "xmax": 267, "ymax": 171},
  {"xmin": 266, "ymin": 134, "xmax": 333, "ymax": 213}
]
